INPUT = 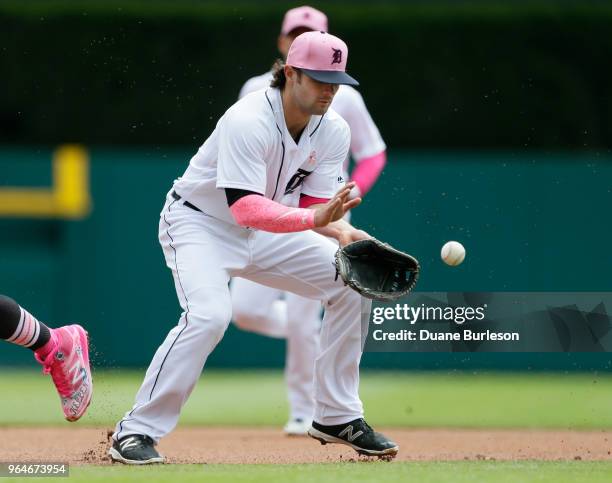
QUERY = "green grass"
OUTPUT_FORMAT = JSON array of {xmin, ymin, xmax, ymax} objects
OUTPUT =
[
  {"xmin": 5, "ymin": 462, "xmax": 612, "ymax": 483},
  {"xmin": 3, "ymin": 370, "xmax": 612, "ymax": 482},
  {"xmin": 1, "ymin": 369, "xmax": 611, "ymax": 428}
]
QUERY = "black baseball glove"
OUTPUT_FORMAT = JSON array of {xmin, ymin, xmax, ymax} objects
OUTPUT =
[{"xmin": 334, "ymin": 238, "xmax": 420, "ymax": 302}]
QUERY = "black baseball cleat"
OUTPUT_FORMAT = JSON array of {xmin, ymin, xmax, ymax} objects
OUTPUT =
[
  {"xmin": 308, "ymin": 418, "xmax": 399, "ymax": 459},
  {"xmin": 109, "ymin": 434, "xmax": 165, "ymax": 465}
]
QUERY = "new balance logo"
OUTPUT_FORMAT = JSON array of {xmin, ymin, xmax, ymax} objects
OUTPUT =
[
  {"xmin": 120, "ymin": 437, "xmax": 139, "ymax": 451},
  {"xmin": 69, "ymin": 360, "xmax": 85, "ymax": 386},
  {"xmin": 338, "ymin": 425, "xmax": 363, "ymax": 442}
]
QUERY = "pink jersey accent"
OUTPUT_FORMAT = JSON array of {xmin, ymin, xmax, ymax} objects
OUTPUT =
[
  {"xmin": 299, "ymin": 195, "xmax": 330, "ymax": 209},
  {"xmin": 230, "ymin": 194, "xmax": 316, "ymax": 233},
  {"xmin": 350, "ymin": 150, "xmax": 386, "ymax": 196}
]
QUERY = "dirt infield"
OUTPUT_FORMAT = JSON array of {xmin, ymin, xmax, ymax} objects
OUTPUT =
[{"xmin": 1, "ymin": 427, "xmax": 611, "ymax": 464}]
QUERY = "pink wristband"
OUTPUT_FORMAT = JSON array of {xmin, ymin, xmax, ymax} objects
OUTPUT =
[
  {"xmin": 230, "ymin": 194, "xmax": 316, "ymax": 233},
  {"xmin": 350, "ymin": 150, "xmax": 386, "ymax": 196}
]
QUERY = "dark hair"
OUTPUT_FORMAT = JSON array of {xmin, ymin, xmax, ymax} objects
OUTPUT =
[
  {"xmin": 270, "ymin": 59, "xmax": 302, "ymax": 89},
  {"xmin": 270, "ymin": 59, "xmax": 286, "ymax": 88}
]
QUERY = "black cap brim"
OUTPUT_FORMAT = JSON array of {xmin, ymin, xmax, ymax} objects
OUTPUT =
[{"xmin": 301, "ymin": 68, "xmax": 359, "ymax": 86}]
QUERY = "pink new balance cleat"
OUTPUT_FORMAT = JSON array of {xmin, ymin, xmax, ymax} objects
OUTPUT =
[{"xmin": 35, "ymin": 324, "xmax": 93, "ymax": 421}]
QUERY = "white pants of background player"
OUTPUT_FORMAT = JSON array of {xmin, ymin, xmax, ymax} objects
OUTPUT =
[
  {"xmin": 113, "ymin": 193, "xmax": 370, "ymax": 443},
  {"xmin": 231, "ymin": 278, "xmax": 321, "ymax": 422}
]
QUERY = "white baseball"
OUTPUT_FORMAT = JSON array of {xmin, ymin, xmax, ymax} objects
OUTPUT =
[{"xmin": 441, "ymin": 241, "xmax": 465, "ymax": 266}]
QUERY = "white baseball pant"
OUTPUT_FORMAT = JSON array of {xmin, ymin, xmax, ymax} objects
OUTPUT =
[
  {"xmin": 113, "ymin": 193, "xmax": 370, "ymax": 442},
  {"xmin": 231, "ymin": 278, "xmax": 322, "ymax": 422}
]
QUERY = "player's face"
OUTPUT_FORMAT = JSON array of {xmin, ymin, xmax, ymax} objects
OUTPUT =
[{"xmin": 291, "ymin": 70, "xmax": 339, "ymax": 116}]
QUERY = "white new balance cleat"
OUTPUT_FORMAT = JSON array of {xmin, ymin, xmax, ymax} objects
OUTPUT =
[{"xmin": 283, "ymin": 418, "xmax": 312, "ymax": 436}]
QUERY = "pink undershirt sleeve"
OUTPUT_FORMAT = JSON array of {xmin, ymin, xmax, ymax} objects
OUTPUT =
[
  {"xmin": 350, "ymin": 150, "xmax": 387, "ymax": 196},
  {"xmin": 230, "ymin": 194, "xmax": 316, "ymax": 233},
  {"xmin": 299, "ymin": 195, "xmax": 330, "ymax": 209}
]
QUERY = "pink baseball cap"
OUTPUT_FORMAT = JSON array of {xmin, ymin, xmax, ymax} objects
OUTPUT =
[
  {"xmin": 281, "ymin": 6, "xmax": 328, "ymax": 35},
  {"xmin": 286, "ymin": 31, "xmax": 359, "ymax": 86}
]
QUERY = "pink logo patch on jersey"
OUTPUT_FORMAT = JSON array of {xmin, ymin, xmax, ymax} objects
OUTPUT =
[{"xmin": 307, "ymin": 151, "xmax": 317, "ymax": 165}]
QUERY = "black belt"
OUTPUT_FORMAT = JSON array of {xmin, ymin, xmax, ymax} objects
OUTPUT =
[{"xmin": 171, "ymin": 190, "xmax": 202, "ymax": 213}]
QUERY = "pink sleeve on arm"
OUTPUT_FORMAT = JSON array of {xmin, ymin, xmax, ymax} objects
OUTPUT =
[
  {"xmin": 230, "ymin": 194, "xmax": 316, "ymax": 233},
  {"xmin": 350, "ymin": 150, "xmax": 386, "ymax": 196}
]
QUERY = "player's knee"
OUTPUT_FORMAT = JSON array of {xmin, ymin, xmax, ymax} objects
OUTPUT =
[
  {"xmin": 231, "ymin": 296, "xmax": 270, "ymax": 330},
  {"xmin": 190, "ymin": 303, "xmax": 232, "ymax": 338},
  {"xmin": 232, "ymin": 307, "xmax": 259, "ymax": 331}
]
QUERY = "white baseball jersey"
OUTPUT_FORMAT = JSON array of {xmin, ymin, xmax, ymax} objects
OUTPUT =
[
  {"xmin": 173, "ymin": 87, "xmax": 349, "ymax": 223},
  {"xmin": 239, "ymin": 71, "xmax": 386, "ymax": 175}
]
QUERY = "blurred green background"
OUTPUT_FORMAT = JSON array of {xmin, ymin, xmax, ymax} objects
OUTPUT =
[
  {"xmin": 2, "ymin": 150, "xmax": 612, "ymax": 369},
  {"xmin": 1, "ymin": 0, "xmax": 611, "ymax": 149},
  {"xmin": 2, "ymin": 370, "xmax": 612, "ymax": 428},
  {"xmin": 1, "ymin": 1, "xmax": 611, "ymax": 370}
]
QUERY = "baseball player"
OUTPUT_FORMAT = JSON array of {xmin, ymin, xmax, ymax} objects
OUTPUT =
[
  {"xmin": 110, "ymin": 31, "xmax": 398, "ymax": 464},
  {"xmin": 232, "ymin": 6, "xmax": 387, "ymax": 436},
  {"xmin": 0, "ymin": 294, "xmax": 92, "ymax": 421}
]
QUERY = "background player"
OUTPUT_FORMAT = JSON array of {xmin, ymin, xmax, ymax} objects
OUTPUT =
[
  {"xmin": 0, "ymin": 294, "xmax": 92, "ymax": 421},
  {"xmin": 110, "ymin": 31, "xmax": 398, "ymax": 464},
  {"xmin": 232, "ymin": 6, "xmax": 387, "ymax": 436}
]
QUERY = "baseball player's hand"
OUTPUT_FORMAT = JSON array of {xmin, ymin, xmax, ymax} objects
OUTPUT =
[
  {"xmin": 337, "ymin": 228, "xmax": 370, "ymax": 247},
  {"xmin": 313, "ymin": 182, "xmax": 361, "ymax": 227}
]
